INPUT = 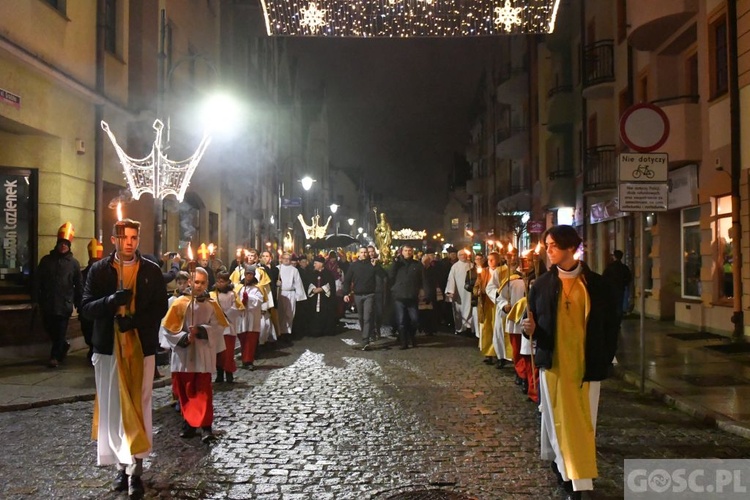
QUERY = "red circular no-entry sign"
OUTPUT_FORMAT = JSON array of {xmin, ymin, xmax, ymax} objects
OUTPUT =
[{"xmin": 619, "ymin": 103, "xmax": 670, "ymax": 153}]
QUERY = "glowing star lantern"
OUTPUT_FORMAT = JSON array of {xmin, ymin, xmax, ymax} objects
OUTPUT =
[
  {"xmin": 299, "ymin": 2, "xmax": 327, "ymax": 31},
  {"xmin": 260, "ymin": 0, "xmax": 561, "ymax": 37},
  {"xmin": 494, "ymin": 0, "xmax": 523, "ymax": 32},
  {"xmin": 197, "ymin": 243, "xmax": 209, "ymax": 262},
  {"xmin": 101, "ymin": 120, "xmax": 211, "ymax": 202}
]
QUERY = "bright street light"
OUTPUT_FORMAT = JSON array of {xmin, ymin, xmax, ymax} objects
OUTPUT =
[
  {"xmin": 200, "ymin": 92, "xmax": 243, "ymax": 136},
  {"xmin": 347, "ymin": 218, "xmax": 355, "ymax": 226},
  {"xmin": 357, "ymin": 227, "xmax": 363, "ymax": 234},
  {"xmin": 300, "ymin": 176, "xmax": 315, "ymax": 191},
  {"xmin": 329, "ymin": 203, "xmax": 339, "ymax": 214}
]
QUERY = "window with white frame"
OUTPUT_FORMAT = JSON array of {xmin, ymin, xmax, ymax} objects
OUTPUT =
[
  {"xmin": 681, "ymin": 207, "xmax": 701, "ymax": 299},
  {"xmin": 712, "ymin": 195, "xmax": 733, "ymax": 300}
]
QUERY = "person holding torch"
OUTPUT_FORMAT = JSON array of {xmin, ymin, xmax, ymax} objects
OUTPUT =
[
  {"xmin": 81, "ymin": 217, "xmax": 168, "ymax": 499},
  {"xmin": 522, "ymin": 225, "xmax": 618, "ymax": 499}
]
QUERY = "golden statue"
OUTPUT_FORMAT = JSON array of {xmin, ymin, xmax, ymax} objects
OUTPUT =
[{"xmin": 374, "ymin": 212, "xmax": 393, "ymax": 264}]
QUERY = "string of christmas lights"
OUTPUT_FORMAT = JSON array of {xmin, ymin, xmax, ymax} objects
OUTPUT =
[{"xmin": 259, "ymin": 0, "xmax": 560, "ymax": 37}]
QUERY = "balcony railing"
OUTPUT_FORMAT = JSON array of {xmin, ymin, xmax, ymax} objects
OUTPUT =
[
  {"xmin": 650, "ymin": 94, "xmax": 700, "ymax": 107},
  {"xmin": 495, "ymin": 124, "xmax": 527, "ymax": 145},
  {"xmin": 584, "ymin": 145, "xmax": 617, "ymax": 192},
  {"xmin": 583, "ymin": 40, "xmax": 615, "ymax": 89}
]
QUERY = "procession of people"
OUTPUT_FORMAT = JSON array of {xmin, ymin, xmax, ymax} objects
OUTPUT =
[{"xmin": 39, "ymin": 215, "xmax": 618, "ymax": 500}]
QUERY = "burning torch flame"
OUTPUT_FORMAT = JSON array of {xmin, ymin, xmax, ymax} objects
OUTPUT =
[
  {"xmin": 187, "ymin": 244, "xmax": 193, "ymax": 261},
  {"xmin": 116, "ymin": 202, "xmax": 123, "ymax": 221},
  {"xmin": 573, "ymin": 248, "xmax": 582, "ymax": 261},
  {"xmin": 236, "ymin": 247, "xmax": 242, "ymax": 258},
  {"xmin": 507, "ymin": 243, "xmax": 514, "ymax": 254},
  {"xmin": 534, "ymin": 242, "xmax": 542, "ymax": 254},
  {"xmin": 208, "ymin": 243, "xmax": 215, "ymax": 256}
]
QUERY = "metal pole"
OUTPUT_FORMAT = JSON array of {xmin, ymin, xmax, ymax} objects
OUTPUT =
[
  {"xmin": 728, "ymin": 0, "xmax": 744, "ymax": 342},
  {"xmin": 640, "ymin": 212, "xmax": 646, "ymax": 392},
  {"xmin": 154, "ymin": 8, "xmax": 167, "ymax": 257}
]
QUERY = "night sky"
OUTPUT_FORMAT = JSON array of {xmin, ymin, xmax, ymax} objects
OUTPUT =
[{"xmin": 286, "ymin": 37, "xmax": 501, "ymax": 231}]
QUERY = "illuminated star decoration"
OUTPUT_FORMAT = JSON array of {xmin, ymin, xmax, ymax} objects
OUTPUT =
[
  {"xmin": 494, "ymin": 1, "xmax": 523, "ymax": 32},
  {"xmin": 299, "ymin": 2, "xmax": 327, "ymax": 31}
]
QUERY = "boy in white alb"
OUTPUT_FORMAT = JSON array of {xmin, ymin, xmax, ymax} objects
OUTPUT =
[{"xmin": 210, "ymin": 270, "xmax": 242, "ymax": 383}]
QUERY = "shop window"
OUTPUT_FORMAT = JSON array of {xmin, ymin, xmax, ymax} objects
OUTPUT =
[
  {"xmin": 712, "ymin": 195, "xmax": 732, "ymax": 300},
  {"xmin": 681, "ymin": 207, "xmax": 701, "ymax": 299},
  {"xmin": 0, "ymin": 168, "xmax": 37, "ymax": 300}
]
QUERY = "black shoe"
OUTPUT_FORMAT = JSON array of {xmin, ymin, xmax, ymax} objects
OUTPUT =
[
  {"xmin": 514, "ymin": 374, "xmax": 524, "ymax": 385},
  {"xmin": 226, "ymin": 371, "xmax": 234, "ymax": 383},
  {"xmin": 484, "ymin": 357, "xmax": 495, "ymax": 365},
  {"xmin": 201, "ymin": 426, "xmax": 217, "ymax": 443},
  {"xmin": 551, "ymin": 461, "xmax": 565, "ymax": 486},
  {"xmin": 399, "ymin": 344, "xmax": 409, "ymax": 350},
  {"xmin": 180, "ymin": 424, "xmax": 197, "ymax": 438},
  {"xmin": 112, "ymin": 470, "xmax": 129, "ymax": 492},
  {"xmin": 361, "ymin": 343, "xmax": 371, "ymax": 351},
  {"xmin": 128, "ymin": 475, "xmax": 144, "ymax": 499},
  {"xmin": 521, "ymin": 379, "xmax": 529, "ymax": 394},
  {"xmin": 242, "ymin": 362, "xmax": 255, "ymax": 371},
  {"xmin": 61, "ymin": 341, "xmax": 70, "ymax": 361},
  {"xmin": 214, "ymin": 370, "xmax": 224, "ymax": 383}
]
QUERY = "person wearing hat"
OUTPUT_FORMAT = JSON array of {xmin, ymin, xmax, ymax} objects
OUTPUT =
[
  {"xmin": 79, "ymin": 238, "xmax": 104, "ymax": 363},
  {"xmin": 35, "ymin": 222, "xmax": 83, "ymax": 368}
]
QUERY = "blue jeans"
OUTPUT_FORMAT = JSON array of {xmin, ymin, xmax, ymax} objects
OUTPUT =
[
  {"xmin": 354, "ymin": 293, "xmax": 375, "ymax": 343},
  {"xmin": 394, "ymin": 298, "xmax": 419, "ymax": 346}
]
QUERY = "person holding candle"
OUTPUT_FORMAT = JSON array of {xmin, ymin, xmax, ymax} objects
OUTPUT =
[
  {"xmin": 210, "ymin": 270, "xmax": 242, "ymax": 383},
  {"xmin": 522, "ymin": 225, "xmax": 618, "ymax": 499},
  {"xmin": 473, "ymin": 252, "xmax": 499, "ymax": 365},
  {"xmin": 161, "ymin": 267, "xmax": 228, "ymax": 443},
  {"xmin": 485, "ymin": 249, "xmax": 522, "ymax": 370},
  {"xmin": 81, "ymin": 218, "xmax": 168, "ymax": 499}
]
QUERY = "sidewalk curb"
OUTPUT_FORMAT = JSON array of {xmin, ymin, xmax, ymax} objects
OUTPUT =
[
  {"xmin": 0, "ymin": 376, "xmax": 172, "ymax": 413},
  {"xmin": 614, "ymin": 366, "xmax": 750, "ymax": 440}
]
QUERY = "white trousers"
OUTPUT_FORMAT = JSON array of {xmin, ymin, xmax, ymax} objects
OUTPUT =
[{"xmin": 92, "ymin": 353, "xmax": 155, "ymax": 469}]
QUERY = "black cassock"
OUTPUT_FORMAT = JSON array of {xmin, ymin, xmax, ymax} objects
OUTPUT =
[{"xmin": 306, "ymin": 268, "xmax": 337, "ymax": 337}]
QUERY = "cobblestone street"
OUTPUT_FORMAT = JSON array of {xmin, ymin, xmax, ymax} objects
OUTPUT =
[{"xmin": 3, "ymin": 329, "xmax": 750, "ymax": 499}]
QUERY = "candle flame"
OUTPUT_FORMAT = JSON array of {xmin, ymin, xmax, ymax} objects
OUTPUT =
[
  {"xmin": 507, "ymin": 243, "xmax": 514, "ymax": 253},
  {"xmin": 534, "ymin": 242, "xmax": 542, "ymax": 254},
  {"xmin": 208, "ymin": 243, "xmax": 215, "ymax": 255},
  {"xmin": 116, "ymin": 202, "xmax": 123, "ymax": 222},
  {"xmin": 573, "ymin": 249, "xmax": 582, "ymax": 261},
  {"xmin": 187, "ymin": 244, "xmax": 193, "ymax": 261},
  {"xmin": 487, "ymin": 239, "xmax": 494, "ymax": 247},
  {"xmin": 522, "ymin": 249, "xmax": 532, "ymax": 257},
  {"xmin": 236, "ymin": 247, "xmax": 242, "ymax": 257}
]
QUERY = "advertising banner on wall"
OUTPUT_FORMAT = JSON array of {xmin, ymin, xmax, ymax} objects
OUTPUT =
[{"xmin": 0, "ymin": 170, "xmax": 32, "ymax": 289}]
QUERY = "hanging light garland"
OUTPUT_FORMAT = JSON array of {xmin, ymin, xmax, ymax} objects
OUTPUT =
[
  {"xmin": 260, "ymin": 0, "xmax": 560, "ymax": 37},
  {"xmin": 101, "ymin": 120, "xmax": 211, "ymax": 202}
]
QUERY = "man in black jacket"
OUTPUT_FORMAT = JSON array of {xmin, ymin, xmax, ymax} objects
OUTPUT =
[
  {"xmin": 522, "ymin": 225, "xmax": 617, "ymax": 500},
  {"xmin": 35, "ymin": 222, "xmax": 83, "ymax": 368},
  {"xmin": 343, "ymin": 246, "xmax": 387, "ymax": 350},
  {"xmin": 81, "ymin": 219, "xmax": 168, "ymax": 499},
  {"xmin": 389, "ymin": 244, "xmax": 423, "ymax": 349}
]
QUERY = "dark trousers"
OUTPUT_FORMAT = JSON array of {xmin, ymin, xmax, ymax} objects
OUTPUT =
[
  {"xmin": 394, "ymin": 298, "xmax": 419, "ymax": 346},
  {"xmin": 373, "ymin": 291, "xmax": 385, "ymax": 334},
  {"xmin": 354, "ymin": 293, "xmax": 375, "ymax": 343},
  {"xmin": 42, "ymin": 314, "xmax": 70, "ymax": 361}
]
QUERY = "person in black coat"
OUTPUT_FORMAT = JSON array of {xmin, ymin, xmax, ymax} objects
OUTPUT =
[
  {"xmin": 80, "ymin": 219, "xmax": 168, "ymax": 497},
  {"xmin": 389, "ymin": 244, "xmax": 423, "ymax": 349},
  {"xmin": 522, "ymin": 225, "xmax": 618, "ymax": 498},
  {"xmin": 35, "ymin": 222, "xmax": 83, "ymax": 368},
  {"xmin": 602, "ymin": 249, "xmax": 632, "ymax": 327}
]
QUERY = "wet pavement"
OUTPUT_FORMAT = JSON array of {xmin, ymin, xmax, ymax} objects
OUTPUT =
[{"xmin": 2, "ymin": 317, "xmax": 750, "ymax": 499}]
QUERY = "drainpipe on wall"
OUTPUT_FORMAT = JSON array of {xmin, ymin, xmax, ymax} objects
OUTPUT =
[
  {"xmin": 579, "ymin": 0, "xmax": 588, "ymax": 244},
  {"xmin": 94, "ymin": 0, "xmax": 105, "ymax": 243},
  {"xmin": 728, "ymin": 0, "xmax": 744, "ymax": 341}
]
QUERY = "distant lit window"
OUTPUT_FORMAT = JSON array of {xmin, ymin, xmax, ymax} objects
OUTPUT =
[
  {"xmin": 104, "ymin": 0, "xmax": 116, "ymax": 54},
  {"xmin": 713, "ymin": 195, "xmax": 733, "ymax": 300}
]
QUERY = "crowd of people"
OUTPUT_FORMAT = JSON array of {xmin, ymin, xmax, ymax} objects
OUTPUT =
[{"xmin": 38, "ymin": 218, "xmax": 628, "ymax": 499}]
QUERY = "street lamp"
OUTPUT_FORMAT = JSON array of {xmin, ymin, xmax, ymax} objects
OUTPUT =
[
  {"xmin": 300, "ymin": 176, "xmax": 315, "ymax": 191},
  {"xmin": 329, "ymin": 203, "xmax": 339, "ymax": 234}
]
